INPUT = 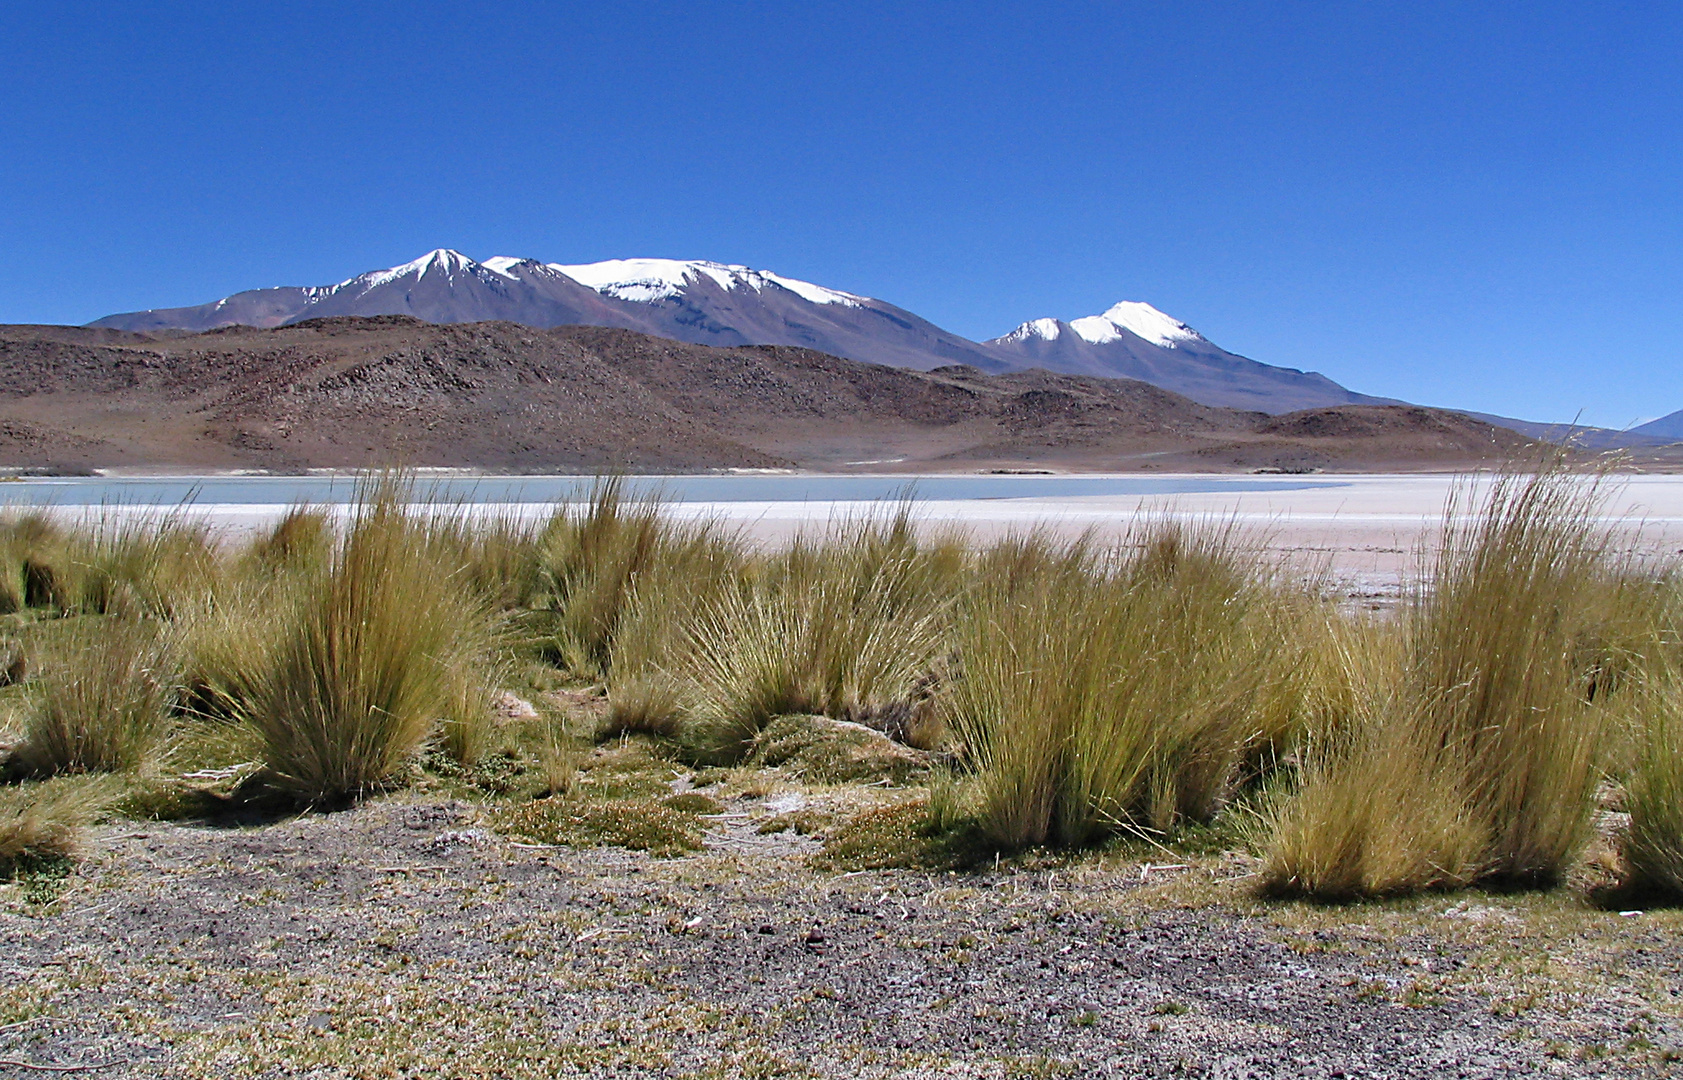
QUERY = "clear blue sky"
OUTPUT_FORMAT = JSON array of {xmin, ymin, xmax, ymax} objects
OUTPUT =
[{"xmin": 2, "ymin": 2, "xmax": 1679, "ymax": 426}]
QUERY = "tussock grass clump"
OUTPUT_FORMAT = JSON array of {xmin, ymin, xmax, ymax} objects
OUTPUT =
[
  {"xmin": 1263, "ymin": 466, "xmax": 1627, "ymax": 899},
  {"xmin": 241, "ymin": 482, "xmax": 499, "ymax": 802},
  {"xmin": 666, "ymin": 510, "xmax": 960, "ymax": 763},
  {"xmin": 0, "ymin": 512, "xmax": 74, "ymax": 612},
  {"xmin": 1619, "ymin": 669, "xmax": 1683, "ymax": 898},
  {"xmin": 534, "ymin": 478, "xmax": 671, "ymax": 678},
  {"xmin": 0, "ymin": 776, "xmax": 120, "ymax": 873},
  {"xmin": 421, "ymin": 509, "xmax": 546, "ymax": 610},
  {"xmin": 243, "ymin": 506, "xmax": 332, "ymax": 574},
  {"xmin": 601, "ymin": 524, "xmax": 746, "ymax": 738},
  {"xmin": 73, "ymin": 515, "xmax": 221, "ymax": 618},
  {"xmin": 16, "ymin": 619, "xmax": 178, "ymax": 776},
  {"xmin": 943, "ymin": 522, "xmax": 1307, "ymax": 850}
]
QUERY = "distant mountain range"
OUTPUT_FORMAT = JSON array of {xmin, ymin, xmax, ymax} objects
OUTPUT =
[
  {"xmin": 90, "ymin": 249, "xmax": 1388, "ymax": 414},
  {"xmin": 1632, "ymin": 410, "xmax": 1683, "ymax": 440}
]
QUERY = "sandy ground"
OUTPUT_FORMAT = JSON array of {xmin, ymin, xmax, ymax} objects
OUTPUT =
[{"xmin": 3, "ymin": 792, "xmax": 1681, "ymax": 1079}]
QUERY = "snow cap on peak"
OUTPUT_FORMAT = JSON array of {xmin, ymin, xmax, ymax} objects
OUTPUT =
[
  {"xmin": 348, "ymin": 249, "xmax": 483, "ymax": 291},
  {"xmin": 1069, "ymin": 301, "xmax": 1200, "ymax": 349},
  {"xmin": 480, "ymin": 256, "xmax": 530, "ymax": 278},
  {"xmin": 997, "ymin": 317, "xmax": 1063, "ymax": 344},
  {"xmin": 551, "ymin": 258, "xmax": 865, "ymax": 307}
]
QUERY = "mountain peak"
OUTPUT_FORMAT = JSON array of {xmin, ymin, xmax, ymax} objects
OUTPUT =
[
  {"xmin": 347, "ymin": 249, "xmax": 485, "ymax": 292},
  {"xmin": 997, "ymin": 317, "xmax": 1063, "ymax": 344},
  {"xmin": 86, "ymin": 251, "xmax": 1370, "ymax": 413},
  {"xmin": 550, "ymin": 258, "xmax": 866, "ymax": 308},
  {"xmin": 1069, "ymin": 301, "xmax": 1201, "ymax": 349}
]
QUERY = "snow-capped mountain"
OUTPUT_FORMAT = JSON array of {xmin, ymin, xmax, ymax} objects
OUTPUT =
[
  {"xmin": 985, "ymin": 302, "xmax": 1382, "ymax": 413},
  {"xmin": 94, "ymin": 249, "xmax": 1009, "ymax": 374},
  {"xmin": 90, "ymin": 250, "xmax": 1376, "ymax": 412},
  {"xmin": 542, "ymin": 258, "xmax": 865, "ymax": 307},
  {"xmin": 93, "ymin": 249, "xmax": 648, "ymax": 334}
]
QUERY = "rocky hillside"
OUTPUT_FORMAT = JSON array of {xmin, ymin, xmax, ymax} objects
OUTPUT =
[{"xmin": 0, "ymin": 318, "xmax": 1528, "ymax": 473}]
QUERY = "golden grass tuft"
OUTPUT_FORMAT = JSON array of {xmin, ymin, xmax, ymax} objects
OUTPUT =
[
  {"xmin": 1263, "ymin": 464, "xmax": 1629, "ymax": 899},
  {"xmin": 16, "ymin": 618, "xmax": 178, "ymax": 776},
  {"xmin": 943, "ymin": 521, "xmax": 1307, "ymax": 850},
  {"xmin": 533, "ymin": 477, "xmax": 670, "ymax": 679},
  {"xmin": 664, "ymin": 508, "xmax": 960, "ymax": 763},
  {"xmin": 1619, "ymin": 667, "xmax": 1683, "ymax": 898},
  {"xmin": 0, "ymin": 775, "xmax": 120, "ymax": 872},
  {"xmin": 240, "ymin": 480, "xmax": 498, "ymax": 801}
]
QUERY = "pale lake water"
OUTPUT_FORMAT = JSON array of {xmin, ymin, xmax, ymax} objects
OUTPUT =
[{"xmin": 0, "ymin": 473, "xmax": 1342, "ymax": 507}]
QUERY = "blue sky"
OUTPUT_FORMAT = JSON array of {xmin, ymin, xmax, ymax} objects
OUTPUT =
[{"xmin": 2, "ymin": 1, "xmax": 1679, "ymax": 426}]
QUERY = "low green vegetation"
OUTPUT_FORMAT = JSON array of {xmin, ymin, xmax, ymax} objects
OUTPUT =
[{"xmin": 0, "ymin": 460, "xmax": 1678, "ymax": 912}]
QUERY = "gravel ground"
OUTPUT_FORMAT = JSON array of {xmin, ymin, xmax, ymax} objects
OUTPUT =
[{"xmin": 1, "ymin": 793, "xmax": 1680, "ymax": 1079}]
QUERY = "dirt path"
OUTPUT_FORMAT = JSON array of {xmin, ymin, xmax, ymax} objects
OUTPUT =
[{"xmin": 0, "ymin": 796, "xmax": 1679, "ymax": 1078}]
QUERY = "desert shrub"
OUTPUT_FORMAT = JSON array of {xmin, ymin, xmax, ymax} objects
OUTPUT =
[
  {"xmin": 943, "ymin": 521, "xmax": 1302, "ymax": 850},
  {"xmin": 0, "ymin": 776, "xmax": 120, "ymax": 874},
  {"xmin": 1263, "ymin": 465, "xmax": 1627, "ymax": 899},
  {"xmin": 241, "ymin": 481, "xmax": 498, "ymax": 801},
  {"xmin": 16, "ymin": 619, "xmax": 178, "ymax": 776}
]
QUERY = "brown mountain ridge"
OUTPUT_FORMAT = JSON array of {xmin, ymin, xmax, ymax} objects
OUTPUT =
[{"xmin": 0, "ymin": 317, "xmax": 1528, "ymax": 473}]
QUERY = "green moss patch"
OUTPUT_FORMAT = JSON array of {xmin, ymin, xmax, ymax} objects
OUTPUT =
[
  {"xmin": 494, "ymin": 796, "xmax": 703, "ymax": 856},
  {"xmin": 577, "ymin": 737, "xmax": 680, "ymax": 799},
  {"xmin": 757, "ymin": 808, "xmax": 833, "ymax": 836},
  {"xmin": 749, "ymin": 714, "xmax": 930, "ymax": 784},
  {"xmin": 812, "ymin": 800, "xmax": 993, "ymax": 871},
  {"xmin": 663, "ymin": 792, "xmax": 724, "ymax": 815}
]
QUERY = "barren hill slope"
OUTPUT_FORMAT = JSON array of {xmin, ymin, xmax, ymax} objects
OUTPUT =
[{"xmin": 0, "ymin": 318, "xmax": 1527, "ymax": 473}]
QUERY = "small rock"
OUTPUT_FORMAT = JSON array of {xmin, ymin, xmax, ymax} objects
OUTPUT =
[
  {"xmin": 424, "ymin": 829, "xmax": 489, "ymax": 852},
  {"xmin": 493, "ymin": 691, "xmax": 540, "ymax": 721}
]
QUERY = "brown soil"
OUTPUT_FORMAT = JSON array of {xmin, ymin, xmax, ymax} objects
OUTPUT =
[{"xmin": 0, "ymin": 318, "xmax": 1543, "ymax": 474}]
